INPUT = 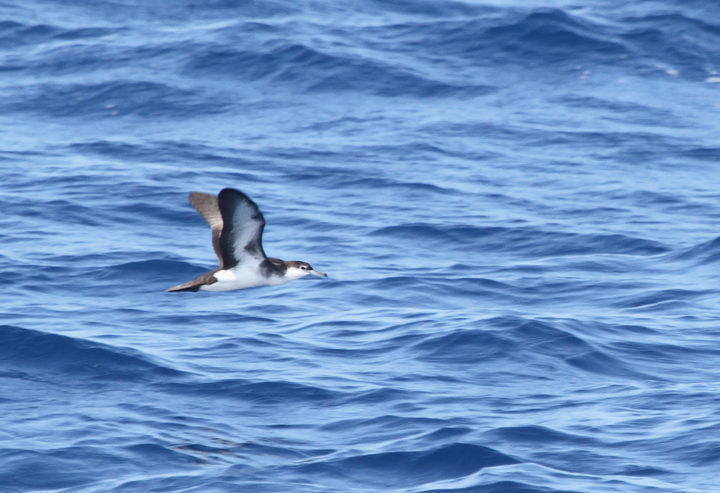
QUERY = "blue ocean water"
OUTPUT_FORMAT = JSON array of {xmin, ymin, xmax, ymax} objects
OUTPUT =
[{"xmin": 2, "ymin": 0, "xmax": 720, "ymax": 491}]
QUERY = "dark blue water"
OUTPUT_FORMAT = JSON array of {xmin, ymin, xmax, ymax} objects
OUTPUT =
[{"xmin": 2, "ymin": 1, "xmax": 720, "ymax": 491}]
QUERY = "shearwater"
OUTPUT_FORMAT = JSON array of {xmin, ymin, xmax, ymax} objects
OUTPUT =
[{"xmin": 168, "ymin": 188, "xmax": 327, "ymax": 292}]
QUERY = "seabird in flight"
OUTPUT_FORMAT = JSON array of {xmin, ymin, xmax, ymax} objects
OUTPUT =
[{"xmin": 168, "ymin": 188, "xmax": 327, "ymax": 292}]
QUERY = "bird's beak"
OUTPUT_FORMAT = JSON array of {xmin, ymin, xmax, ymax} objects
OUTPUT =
[{"xmin": 310, "ymin": 270, "xmax": 328, "ymax": 278}]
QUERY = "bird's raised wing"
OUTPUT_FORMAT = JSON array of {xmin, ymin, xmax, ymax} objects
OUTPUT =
[
  {"xmin": 217, "ymin": 188, "xmax": 267, "ymax": 269},
  {"xmin": 189, "ymin": 192, "xmax": 225, "ymax": 268}
]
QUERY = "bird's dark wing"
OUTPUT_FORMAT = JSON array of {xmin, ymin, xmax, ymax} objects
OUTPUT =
[
  {"xmin": 217, "ymin": 188, "xmax": 267, "ymax": 269},
  {"xmin": 189, "ymin": 192, "xmax": 225, "ymax": 268},
  {"xmin": 167, "ymin": 269, "xmax": 220, "ymax": 292}
]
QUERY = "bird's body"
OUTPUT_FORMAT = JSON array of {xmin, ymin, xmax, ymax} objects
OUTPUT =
[{"xmin": 168, "ymin": 188, "xmax": 326, "ymax": 293}]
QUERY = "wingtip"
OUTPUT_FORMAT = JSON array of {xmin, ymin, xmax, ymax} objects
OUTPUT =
[{"xmin": 188, "ymin": 191, "xmax": 214, "ymax": 202}]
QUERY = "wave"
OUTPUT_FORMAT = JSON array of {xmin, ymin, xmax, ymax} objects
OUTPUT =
[
  {"xmin": 441, "ymin": 9, "xmax": 626, "ymax": 64},
  {"xmin": 674, "ymin": 236, "xmax": 720, "ymax": 264},
  {"xmin": 1, "ymin": 256, "xmax": 211, "ymax": 294},
  {"xmin": 0, "ymin": 325, "xmax": 184, "ymax": 382},
  {"xmin": 92, "ymin": 259, "xmax": 208, "ymax": 282},
  {"xmin": 414, "ymin": 328, "xmax": 516, "ymax": 364},
  {"xmin": 0, "ymin": 447, "xmax": 109, "ymax": 491},
  {"xmin": 376, "ymin": 7, "xmax": 720, "ymax": 79},
  {"xmin": 69, "ymin": 140, "xmax": 265, "ymax": 175},
  {"xmin": 0, "ymin": 197, "xmax": 103, "ymax": 227},
  {"xmin": 613, "ymin": 288, "xmax": 707, "ymax": 311},
  {"xmin": 373, "ymin": 223, "xmax": 669, "ymax": 257},
  {"xmin": 620, "ymin": 12, "xmax": 720, "ymax": 80},
  {"xmin": 489, "ymin": 424, "xmax": 596, "ymax": 447},
  {"xmin": 3, "ymin": 81, "xmax": 228, "ymax": 119},
  {"xmin": 413, "ymin": 317, "xmax": 654, "ymax": 380},
  {"xmin": 161, "ymin": 378, "xmax": 338, "ymax": 404},
  {"xmin": 0, "ymin": 20, "xmax": 117, "ymax": 49},
  {"xmin": 187, "ymin": 42, "xmax": 496, "ymax": 97},
  {"xmin": 297, "ymin": 443, "xmax": 518, "ymax": 488},
  {"xmin": 0, "ymin": 442, "xmax": 205, "ymax": 492}
]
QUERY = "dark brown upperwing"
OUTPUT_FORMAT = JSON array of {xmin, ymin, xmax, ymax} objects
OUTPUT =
[
  {"xmin": 167, "ymin": 269, "xmax": 220, "ymax": 292},
  {"xmin": 189, "ymin": 192, "xmax": 224, "ymax": 268}
]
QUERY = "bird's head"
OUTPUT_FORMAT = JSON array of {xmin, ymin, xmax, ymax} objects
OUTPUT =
[{"xmin": 285, "ymin": 261, "xmax": 328, "ymax": 280}]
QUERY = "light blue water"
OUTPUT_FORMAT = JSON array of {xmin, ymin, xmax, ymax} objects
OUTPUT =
[{"xmin": 2, "ymin": 1, "xmax": 720, "ymax": 492}]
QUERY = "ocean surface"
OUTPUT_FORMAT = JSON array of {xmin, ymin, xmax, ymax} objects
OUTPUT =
[{"xmin": 2, "ymin": 1, "xmax": 720, "ymax": 492}]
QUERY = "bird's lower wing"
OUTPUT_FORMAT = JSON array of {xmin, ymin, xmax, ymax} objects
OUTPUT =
[{"xmin": 217, "ymin": 188, "xmax": 267, "ymax": 268}]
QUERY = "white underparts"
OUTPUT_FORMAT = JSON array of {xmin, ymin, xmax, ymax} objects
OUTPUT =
[{"xmin": 199, "ymin": 265, "xmax": 311, "ymax": 291}]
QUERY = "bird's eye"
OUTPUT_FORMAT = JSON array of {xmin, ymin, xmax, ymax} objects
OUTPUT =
[{"xmin": 302, "ymin": 265, "xmax": 307, "ymax": 270}]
